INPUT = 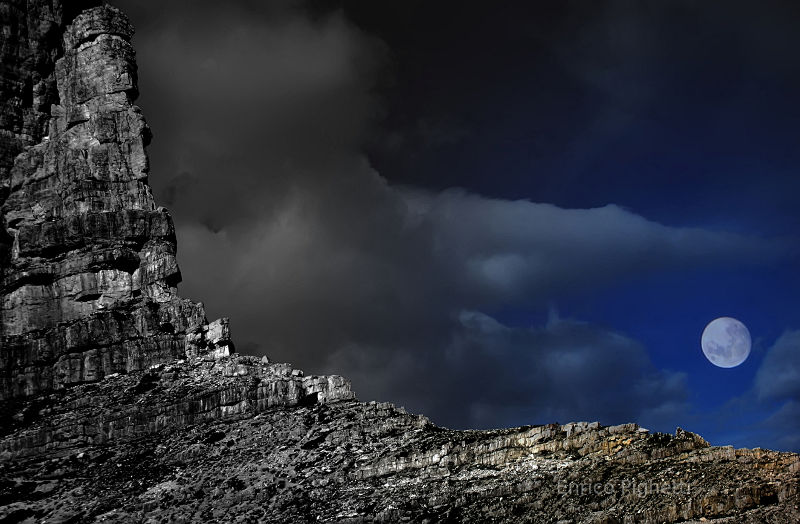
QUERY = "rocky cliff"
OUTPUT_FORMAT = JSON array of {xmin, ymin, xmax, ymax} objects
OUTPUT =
[
  {"xmin": 0, "ymin": 3, "xmax": 798, "ymax": 523},
  {"xmin": 0, "ymin": 355, "xmax": 797, "ymax": 523},
  {"xmin": 0, "ymin": 2, "xmax": 233, "ymax": 400}
]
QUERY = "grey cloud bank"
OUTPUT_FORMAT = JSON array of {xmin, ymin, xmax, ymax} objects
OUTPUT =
[{"xmin": 114, "ymin": 0, "xmax": 796, "ymax": 437}]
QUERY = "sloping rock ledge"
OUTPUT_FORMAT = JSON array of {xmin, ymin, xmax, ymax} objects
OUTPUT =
[{"xmin": 0, "ymin": 355, "xmax": 797, "ymax": 523}]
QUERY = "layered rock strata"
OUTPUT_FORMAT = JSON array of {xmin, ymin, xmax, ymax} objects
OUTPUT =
[
  {"xmin": 0, "ymin": 355, "xmax": 355, "ymax": 458},
  {"xmin": 0, "ymin": 357, "xmax": 796, "ymax": 522},
  {"xmin": 0, "ymin": 4, "xmax": 227, "ymax": 400}
]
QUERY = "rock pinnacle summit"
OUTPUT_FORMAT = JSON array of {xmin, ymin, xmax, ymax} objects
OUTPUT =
[{"xmin": 0, "ymin": 3, "xmax": 231, "ymax": 400}]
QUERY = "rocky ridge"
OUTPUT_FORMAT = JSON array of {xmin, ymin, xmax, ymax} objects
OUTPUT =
[
  {"xmin": 0, "ymin": 3, "xmax": 798, "ymax": 523},
  {"xmin": 0, "ymin": 355, "xmax": 798, "ymax": 523}
]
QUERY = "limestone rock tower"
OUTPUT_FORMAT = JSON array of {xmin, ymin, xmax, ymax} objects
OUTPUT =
[{"xmin": 0, "ymin": 3, "xmax": 230, "ymax": 399}]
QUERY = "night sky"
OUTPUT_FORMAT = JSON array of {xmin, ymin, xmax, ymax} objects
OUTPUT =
[{"xmin": 113, "ymin": 0, "xmax": 800, "ymax": 451}]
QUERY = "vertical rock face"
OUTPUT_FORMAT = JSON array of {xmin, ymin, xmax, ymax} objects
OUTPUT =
[{"xmin": 0, "ymin": 4, "xmax": 221, "ymax": 399}]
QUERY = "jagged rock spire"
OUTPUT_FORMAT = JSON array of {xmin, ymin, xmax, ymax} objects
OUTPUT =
[{"xmin": 0, "ymin": 4, "xmax": 229, "ymax": 399}]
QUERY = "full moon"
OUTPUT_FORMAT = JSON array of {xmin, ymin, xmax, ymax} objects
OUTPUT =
[{"xmin": 701, "ymin": 317, "xmax": 751, "ymax": 368}]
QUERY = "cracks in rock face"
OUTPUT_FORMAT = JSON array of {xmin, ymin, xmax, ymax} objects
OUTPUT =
[
  {"xmin": 0, "ymin": 4, "xmax": 218, "ymax": 400},
  {"xmin": 3, "ymin": 360, "xmax": 789, "ymax": 524}
]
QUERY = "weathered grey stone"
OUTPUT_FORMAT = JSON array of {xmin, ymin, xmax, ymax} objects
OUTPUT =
[
  {"xmin": 0, "ymin": 4, "xmax": 224, "ymax": 399},
  {"xmin": 0, "ymin": 359, "xmax": 796, "ymax": 523}
]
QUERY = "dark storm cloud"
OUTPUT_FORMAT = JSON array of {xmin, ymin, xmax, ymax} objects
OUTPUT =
[
  {"xmin": 398, "ymin": 190, "xmax": 786, "ymax": 304},
  {"xmin": 116, "ymin": 0, "xmax": 387, "ymax": 230},
  {"xmin": 525, "ymin": 0, "xmax": 797, "ymax": 199},
  {"xmin": 410, "ymin": 311, "xmax": 688, "ymax": 429},
  {"xmin": 170, "ymin": 164, "xmax": 781, "ymax": 429},
  {"xmin": 759, "ymin": 401, "xmax": 800, "ymax": 451},
  {"xmin": 754, "ymin": 331, "xmax": 800, "ymax": 450},
  {"xmin": 693, "ymin": 330, "xmax": 800, "ymax": 452},
  {"xmin": 356, "ymin": 0, "xmax": 800, "ymax": 236},
  {"xmin": 756, "ymin": 330, "xmax": 800, "ymax": 401},
  {"xmin": 113, "ymin": 0, "xmax": 793, "ymax": 430},
  {"xmin": 314, "ymin": 309, "xmax": 690, "ymax": 429}
]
